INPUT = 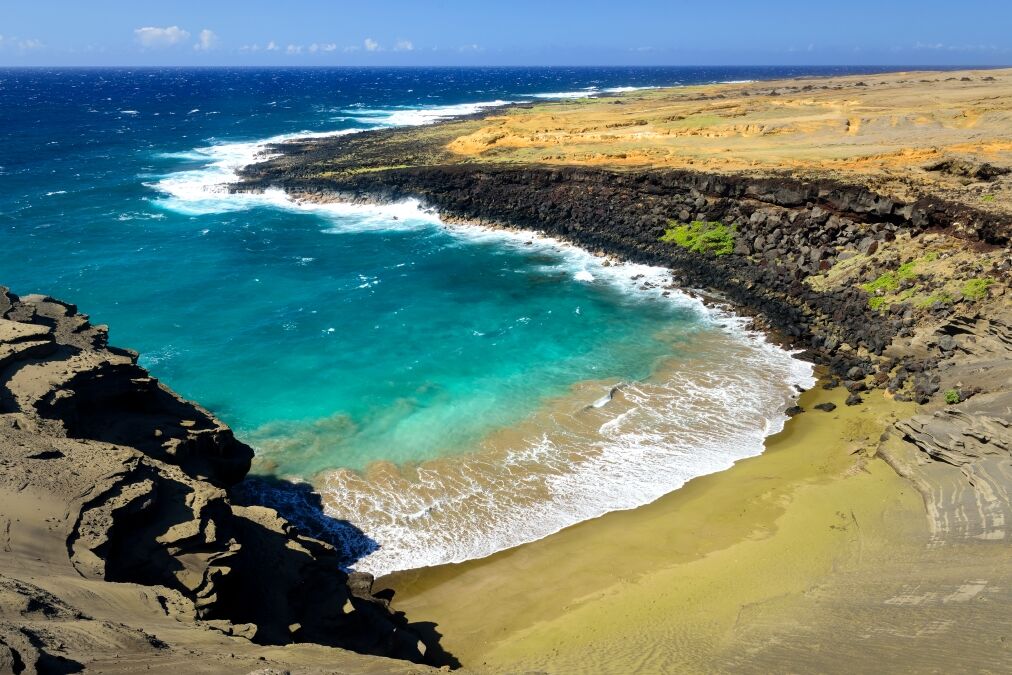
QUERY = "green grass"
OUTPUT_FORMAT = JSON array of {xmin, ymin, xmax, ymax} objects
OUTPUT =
[
  {"xmin": 916, "ymin": 291, "xmax": 955, "ymax": 308},
  {"xmin": 870, "ymin": 288, "xmax": 917, "ymax": 311},
  {"xmin": 660, "ymin": 220, "xmax": 735, "ymax": 256},
  {"xmin": 962, "ymin": 277, "xmax": 994, "ymax": 301},
  {"xmin": 944, "ymin": 389, "xmax": 960, "ymax": 405},
  {"xmin": 981, "ymin": 194, "xmax": 995, "ymax": 203},
  {"xmin": 868, "ymin": 296, "xmax": 889, "ymax": 310},
  {"xmin": 862, "ymin": 260, "xmax": 919, "ymax": 295}
]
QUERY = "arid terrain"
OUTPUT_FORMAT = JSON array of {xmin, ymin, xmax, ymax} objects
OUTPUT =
[{"xmin": 252, "ymin": 68, "xmax": 1012, "ymax": 216}]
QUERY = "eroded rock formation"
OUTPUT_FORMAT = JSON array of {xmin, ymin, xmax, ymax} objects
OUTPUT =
[{"xmin": 0, "ymin": 288, "xmax": 448, "ymax": 673}]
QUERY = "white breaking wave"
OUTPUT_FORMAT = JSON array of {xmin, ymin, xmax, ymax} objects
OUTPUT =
[
  {"xmin": 346, "ymin": 99, "xmax": 511, "ymax": 127},
  {"xmin": 527, "ymin": 85, "xmax": 659, "ymax": 99},
  {"xmin": 318, "ymin": 301, "xmax": 814, "ymax": 576},
  {"xmin": 151, "ymin": 127, "xmax": 362, "ymax": 216},
  {"xmin": 152, "ymin": 98, "xmax": 514, "ymax": 217},
  {"xmin": 602, "ymin": 85, "xmax": 661, "ymax": 93},
  {"xmin": 528, "ymin": 90, "xmax": 597, "ymax": 99},
  {"xmin": 150, "ymin": 84, "xmax": 667, "ymax": 221}
]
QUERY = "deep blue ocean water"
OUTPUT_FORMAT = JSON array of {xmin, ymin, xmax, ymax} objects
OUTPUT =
[{"xmin": 0, "ymin": 66, "xmax": 881, "ymax": 571}]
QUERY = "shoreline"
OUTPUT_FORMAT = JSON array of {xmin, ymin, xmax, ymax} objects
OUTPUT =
[
  {"xmin": 376, "ymin": 378, "xmax": 1009, "ymax": 673},
  {"xmin": 233, "ymin": 188, "xmax": 820, "ymax": 577},
  {"xmin": 300, "ymin": 292, "xmax": 815, "ymax": 576},
  {"xmin": 372, "ymin": 380, "xmax": 922, "ymax": 670}
]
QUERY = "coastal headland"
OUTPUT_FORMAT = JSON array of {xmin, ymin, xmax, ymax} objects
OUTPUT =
[
  {"xmin": 2, "ymin": 68, "xmax": 1010, "ymax": 672},
  {"xmin": 0, "ymin": 289, "xmax": 450, "ymax": 672}
]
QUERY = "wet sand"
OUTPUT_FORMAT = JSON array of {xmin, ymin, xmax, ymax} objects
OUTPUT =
[{"xmin": 379, "ymin": 382, "xmax": 1010, "ymax": 672}]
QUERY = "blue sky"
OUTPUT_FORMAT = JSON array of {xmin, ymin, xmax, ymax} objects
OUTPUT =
[{"xmin": 2, "ymin": 1, "xmax": 1010, "ymax": 66}]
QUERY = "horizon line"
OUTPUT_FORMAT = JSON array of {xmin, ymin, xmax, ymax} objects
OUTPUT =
[{"xmin": 1, "ymin": 63, "xmax": 1008, "ymax": 69}]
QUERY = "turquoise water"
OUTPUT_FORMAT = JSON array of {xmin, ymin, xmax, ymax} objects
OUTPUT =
[
  {"xmin": 125, "ymin": 206, "xmax": 704, "ymax": 474},
  {"xmin": 1, "ymin": 67, "xmax": 829, "ymax": 572}
]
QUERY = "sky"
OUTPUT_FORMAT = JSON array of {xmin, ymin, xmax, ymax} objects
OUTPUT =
[{"xmin": 1, "ymin": 0, "xmax": 1010, "ymax": 67}]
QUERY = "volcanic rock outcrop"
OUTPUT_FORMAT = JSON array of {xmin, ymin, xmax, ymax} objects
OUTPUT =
[{"xmin": 0, "ymin": 288, "xmax": 446, "ymax": 674}]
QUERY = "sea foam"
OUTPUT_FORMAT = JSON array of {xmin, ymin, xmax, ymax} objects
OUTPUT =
[
  {"xmin": 313, "ymin": 217, "xmax": 815, "ymax": 576},
  {"xmin": 316, "ymin": 293, "xmax": 815, "ymax": 576}
]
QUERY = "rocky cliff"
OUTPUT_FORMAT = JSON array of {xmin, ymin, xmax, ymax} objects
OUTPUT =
[
  {"xmin": 238, "ymin": 165, "xmax": 1008, "ymax": 381},
  {"xmin": 0, "ymin": 289, "xmax": 448, "ymax": 674}
]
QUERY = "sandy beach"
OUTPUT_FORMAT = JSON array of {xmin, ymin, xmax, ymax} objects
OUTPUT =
[{"xmin": 379, "ymin": 381, "xmax": 1009, "ymax": 672}]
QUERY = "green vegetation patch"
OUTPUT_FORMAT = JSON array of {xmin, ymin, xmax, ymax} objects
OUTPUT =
[
  {"xmin": 944, "ymin": 389, "xmax": 960, "ymax": 405},
  {"xmin": 916, "ymin": 291, "xmax": 955, "ymax": 308},
  {"xmin": 861, "ymin": 260, "xmax": 919, "ymax": 294},
  {"xmin": 660, "ymin": 220, "xmax": 735, "ymax": 256},
  {"xmin": 961, "ymin": 277, "xmax": 994, "ymax": 301}
]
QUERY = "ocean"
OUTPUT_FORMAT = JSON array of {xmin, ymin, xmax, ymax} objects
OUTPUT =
[{"xmin": 0, "ymin": 65, "xmax": 892, "ymax": 574}]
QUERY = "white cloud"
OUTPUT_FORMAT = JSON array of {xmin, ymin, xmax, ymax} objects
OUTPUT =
[
  {"xmin": 307, "ymin": 42, "xmax": 337, "ymax": 53},
  {"xmin": 913, "ymin": 41, "xmax": 1008, "ymax": 52},
  {"xmin": 239, "ymin": 43, "xmax": 260, "ymax": 52},
  {"xmin": 394, "ymin": 40, "xmax": 413, "ymax": 52},
  {"xmin": 458, "ymin": 43, "xmax": 483, "ymax": 52},
  {"xmin": 134, "ymin": 26, "xmax": 190, "ymax": 48},
  {"xmin": 364, "ymin": 38, "xmax": 381, "ymax": 52},
  {"xmin": 193, "ymin": 29, "xmax": 218, "ymax": 51},
  {"xmin": 266, "ymin": 40, "xmax": 279, "ymax": 51},
  {"xmin": 0, "ymin": 35, "xmax": 44, "ymax": 52},
  {"xmin": 286, "ymin": 44, "xmax": 303, "ymax": 54}
]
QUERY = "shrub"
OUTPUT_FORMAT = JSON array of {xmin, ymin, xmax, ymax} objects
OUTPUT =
[
  {"xmin": 660, "ymin": 220, "xmax": 735, "ymax": 256},
  {"xmin": 962, "ymin": 277, "xmax": 994, "ymax": 301},
  {"xmin": 944, "ymin": 389, "xmax": 960, "ymax": 405}
]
